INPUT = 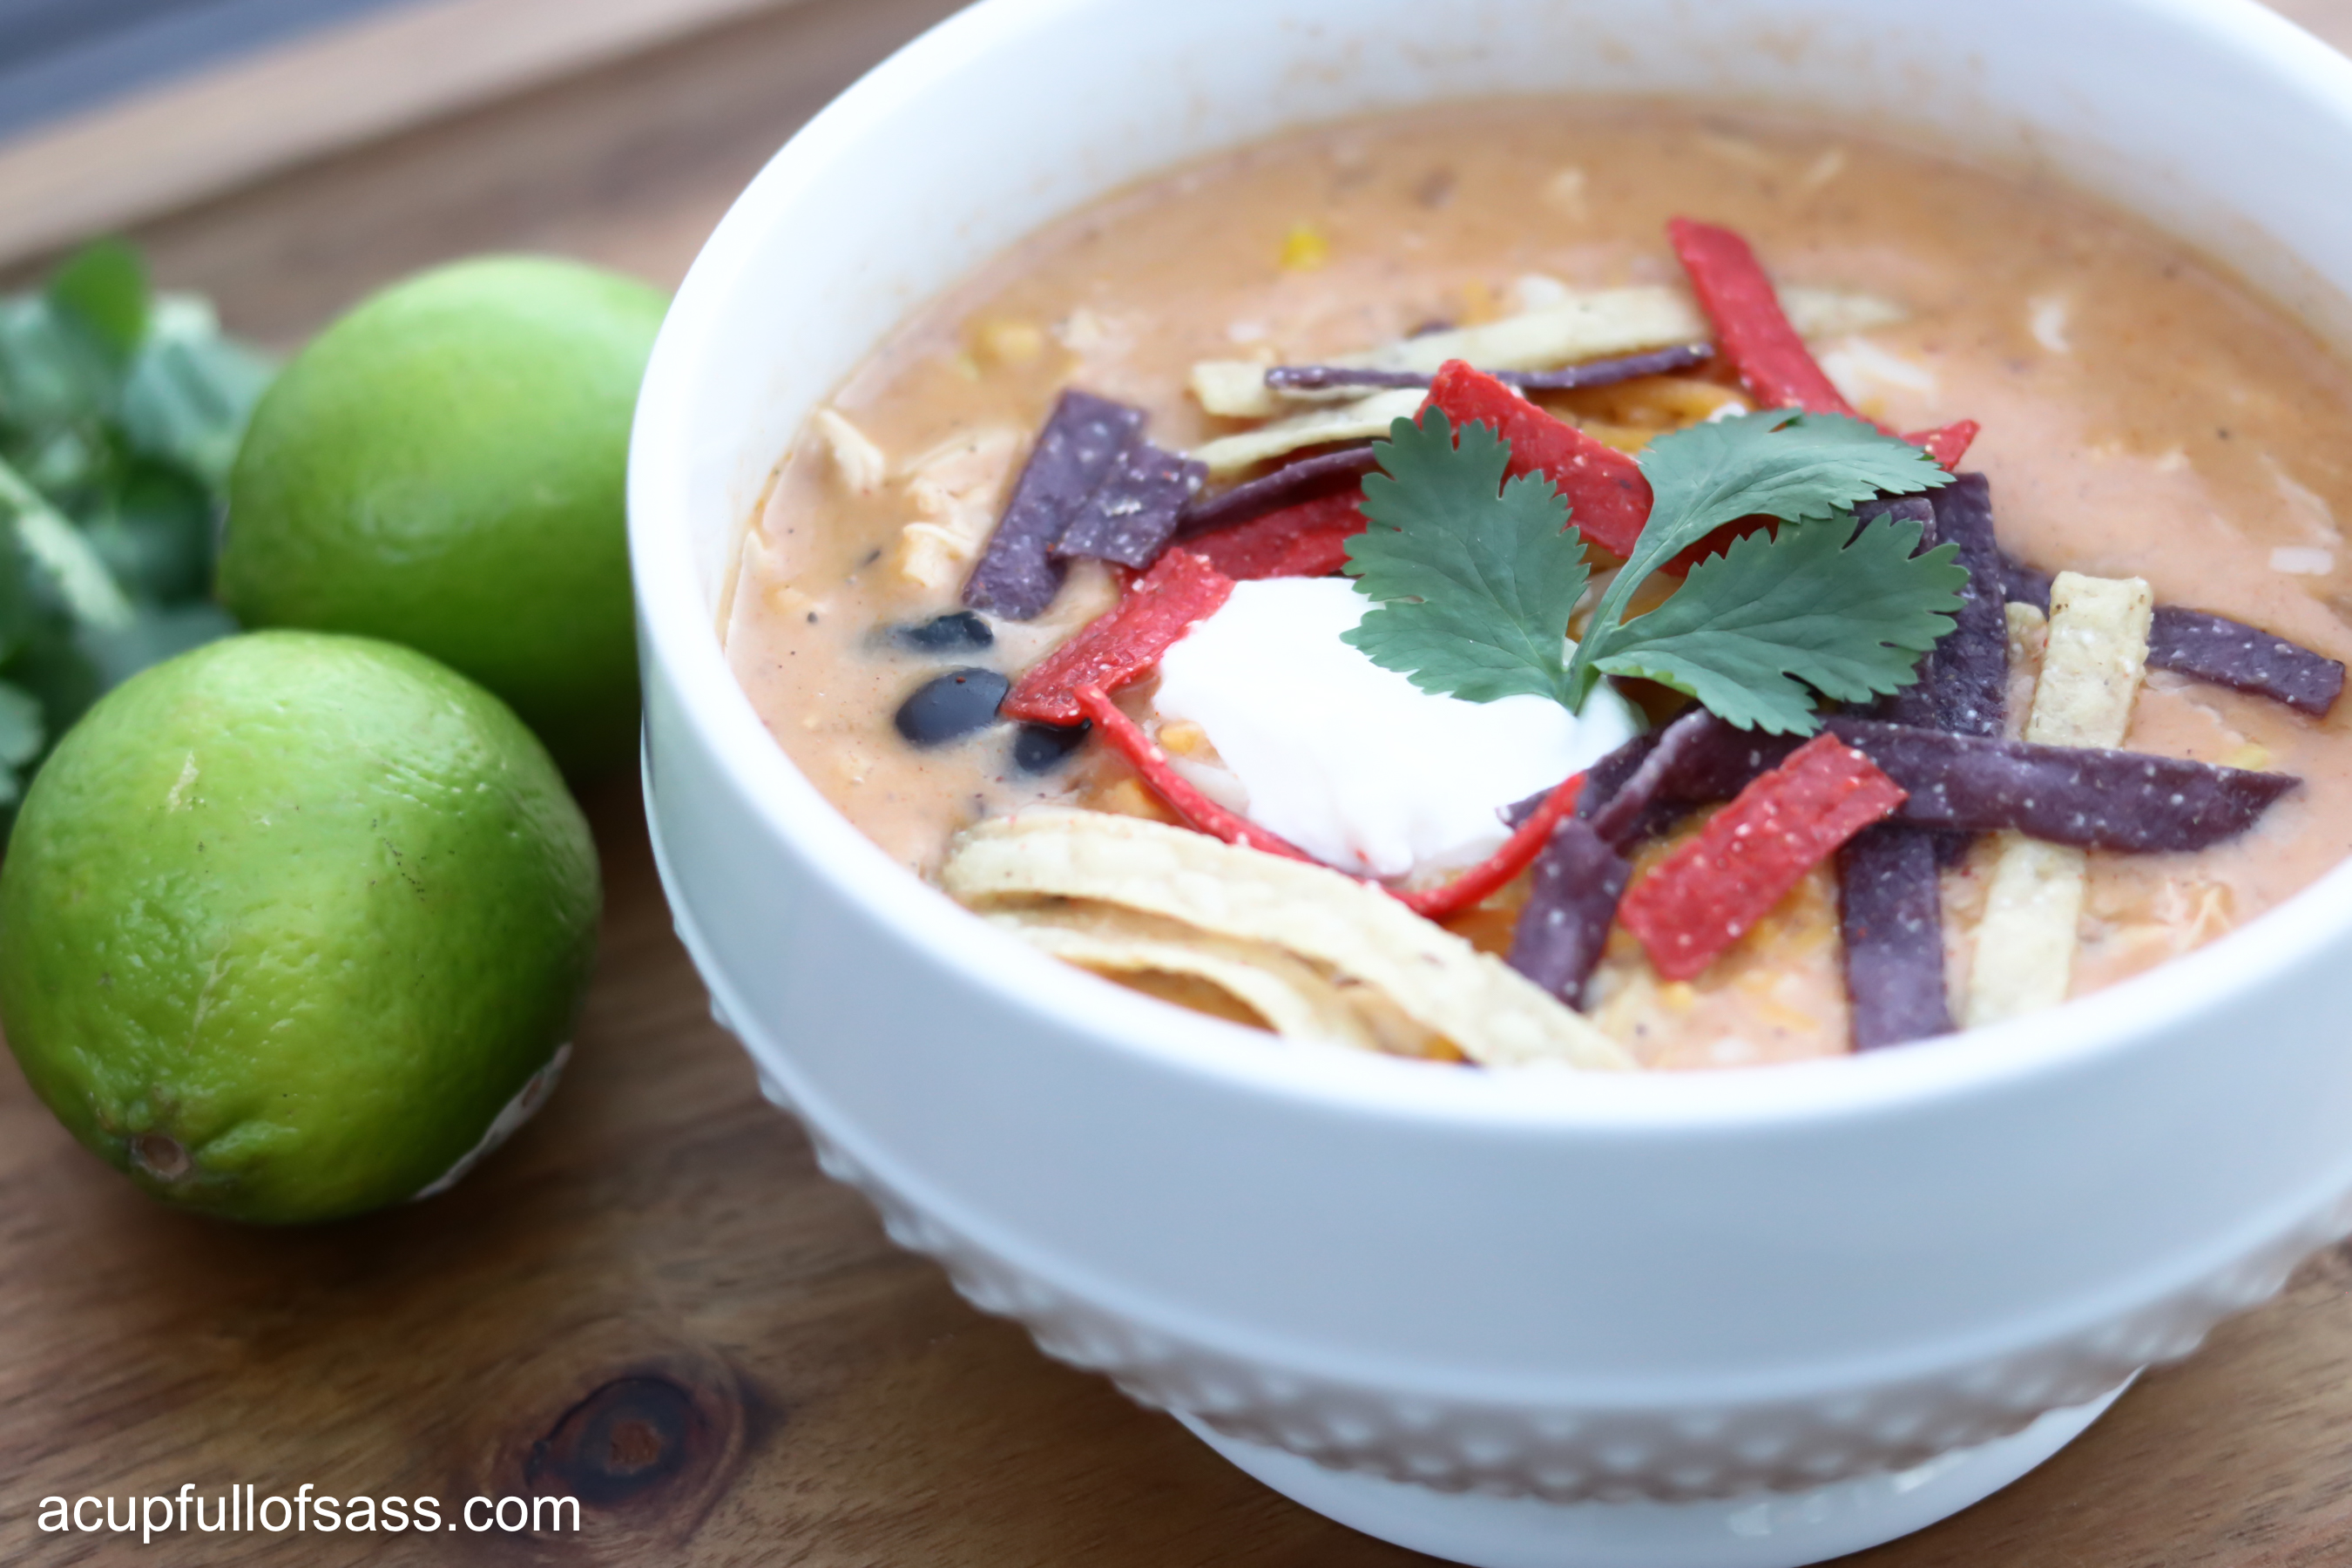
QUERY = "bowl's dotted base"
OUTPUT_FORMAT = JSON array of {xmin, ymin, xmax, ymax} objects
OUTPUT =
[{"xmin": 1179, "ymin": 1382, "xmax": 2126, "ymax": 1568}]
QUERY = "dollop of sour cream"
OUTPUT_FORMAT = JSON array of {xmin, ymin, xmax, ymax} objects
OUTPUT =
[{"xmin": 1153, "ymin": 577, "xmax": 1643, "ymax": 879}]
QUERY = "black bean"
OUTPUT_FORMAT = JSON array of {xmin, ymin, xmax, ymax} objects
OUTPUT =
[
  {"xmin": 890, "ymin": 611, "xmax": 995, "ymax": 653},
  {"xmin": 894, "ymin": 667, "xmax": 1010, "ymax": 747},
  {"xmin": 1011, "ymin": 720, "xmax": 1091, "ymax": 774}
]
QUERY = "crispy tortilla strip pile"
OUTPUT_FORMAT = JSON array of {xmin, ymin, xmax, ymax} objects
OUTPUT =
[
  {"xmin": 986, "ymin": 904, "xmax": 1385, "ymax": 1051},
  {"xmin": 1964, "ymin": 573, "xmax": 2155, "ymax": 1025},
  {"xmin": 1189, "ymin": 283, "xmax": 1905, "ymax": 420},
  {"xmin": 944, "ymin": 808, "xmax": 1634, "ymax": 1071}
]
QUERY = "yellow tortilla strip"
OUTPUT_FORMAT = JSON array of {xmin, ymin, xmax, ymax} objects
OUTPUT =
[
  {"xmin": 983, "ymin": 902, "xmax": 1382, "ymax": 1051},
  {"xmin": 1187, "ymin": 286, "xmax": 1908, "ymax": 417},
  {"xmin": 945, "ymin": 809, "xmax": 1633, "ymax": 1071},
  {"xmin": 1965, "ymin": 837, "xmax": 2089, "ymax": 1027},
  {"xmin": 1189, "ymin": 359, "xmax": 1288, "ymax": 420},
  {"xmin": 2023, "ymin": 572, "xmax": 2155, "ymax": 749},
  {"xmin": 1187, "ymin": 388, "xmax": 1426, "ymax": 476},
  {"xmin": 1963, "ymin": 573, "xmax": 2154, "ymax": 1027},
  {"xmin": 1345, "ymin": 286, "xmax": 1706, "ymax": 375}
]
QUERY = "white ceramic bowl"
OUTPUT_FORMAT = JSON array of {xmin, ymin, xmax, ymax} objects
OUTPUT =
[{"xmin": 628, "ymin": 3, "xmax": 2352, "ymax": 1563}]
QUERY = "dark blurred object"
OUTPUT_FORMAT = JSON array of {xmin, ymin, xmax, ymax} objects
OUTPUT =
[{"xmin": 0, "ymin": 0, "xmax": 409, "ymax": 140}]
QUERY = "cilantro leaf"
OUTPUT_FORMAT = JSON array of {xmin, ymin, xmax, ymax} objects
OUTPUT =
[
  {"xmin": 119, "ymin": 296, "xmax": 275, "ymax": 490},
  {"xmin": 0, "ymin": 680, "xmax": 40, "ymax": 810},
  {"xmin": 0, "ymin": 456, "xmax": 135, "ymax": 631},
  {"xmin": 1342, "ymin": 409, "xmax": 1590, "ymax": 705},
  {"xmin": 1589, "ymin": 512, "xmax": 1968, "ymax": 734},
  {"xmin": 84, "ymin": 461, "xmax": 216, "ymax": 605},
  {"xmin": 0, "ymin": 295, "xmax": 117, "ymax": 436},
  {"xmin": 1561, "ymin": 409, "xmax": 1952, "ymax": 708},
  {"xmin": 46, "ymin": 240, "xmax": 152, "ymax": 367},
  {"xmin": 0, "ymin": 243, "xmax": 267, "ymax": 843},
  {"xmin": 0, "ymin": 519, "xmax": 27, "ymax": 666}
]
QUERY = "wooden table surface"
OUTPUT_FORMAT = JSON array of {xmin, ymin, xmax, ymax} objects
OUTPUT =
[{"xmin": 10, "ymin": 2, "xmax": 2352, "ymax": 1562}]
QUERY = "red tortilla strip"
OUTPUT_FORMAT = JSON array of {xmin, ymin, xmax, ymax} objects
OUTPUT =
[
  {"xmin": 1423, "ymin": 361, "xmax": 1653, "ymax": 557},
  {"xmin": 1189, "ymin": 491, "xmax": 1366, "ymax": 580},
  {"xmin": 1667, "ymin": 218, "xmax": 1857, "ymax": 416},
  {"xmin": 1073, "ymin": 685, "xmax": 1317, "ymax": 863},
  {"xmin": 1670, "ymin": 219, "xmax": 1982, "ymax": 471},
  {"xmin": 1176, "ymin": 446, "xmax": 1380, "ymax": 537},
  {"xmin": 1395, "ymin": 773, "xmax": 1586, "ymax": 921},
  {"xmin": 1908, "ymin": 420, "xmax": 1979, "ymax": 470},
  {"xmin": 1618, "ymin": 733, "xmax": 1907, "ymax": 980},
  {"xmin": 1001, "ymin": 550, "xmax": 1233, "ymax": 726}
]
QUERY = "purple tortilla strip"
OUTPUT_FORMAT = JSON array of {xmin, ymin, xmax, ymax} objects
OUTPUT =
[
  {"xmin": 1854, "ymin": 495, "xmax": 1936, "ymax": 531},
  {"xmin": 1498, "ymin": 724, "xmax": 1660, "ymax": 1007},
  {"xmin": 1915, "ymin": 473, "xmax": 2008, "ymax": 740},
  {"xmin": 1585, "ymin": 710, "xmax": 1734, "ymax": 848},
  {"xmin": 1051, "ymin": 440, "xmax": 1206, "ymax": 568},
  {"xmin": 1506, "ymin": 820, "xmax": 1632, "ymax": 1010},
  {"xmin": 2000, "ymin": 554, "xmax": 2051, "ymax": 612},
  {"xmin": 2148, "ymin": 608, "xmax": 2348, "ymax": 716},
  {"xmin": 1842, "ymin": 496, "xmax": 1958, "ymax": 1051},
  {"xmin": 1627, "ymin": 712, "xmax": 2298, "ymax": 852},
  {"xmin": 1501, "ymin": 723, "xmax": 1663, "ymax": 832},
  {"xmin": 1176, "ymin": 446, "xmax": 1379, "ymax": 537},
  {"xmin": 963, "ymin": 389, "xmax": 1146, "ymax": 619},
  {"xmin": 2002, "ymin": 553, "xmax": 2345, "ymax": 717},
  {"xmin": 1842, "ymin": 719, "xmax": 2299, "ymax": 849},
  {"xmin": 1498, "ymin": 710, "xmax": 1720, "ymax": 841},
  {"xmin": 1264, "ymin": 343, "xmax": 1714, "ymax": 395},
  {"xmin": 1874, "ymin": 476, "xmax": 2008, "ymax": 870},
  {"xmin": 1835, "ymin": 824, "xmax": 1954, "ymax": 1051}
]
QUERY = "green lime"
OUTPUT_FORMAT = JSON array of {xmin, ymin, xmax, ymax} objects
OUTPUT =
[
  {"xmin": 0, "ymin": 631, "xmax": 599, "ymax": 1224},
  {"xmin": 219, "ymin": 255, "xmax": 666, "ymax": 778}
]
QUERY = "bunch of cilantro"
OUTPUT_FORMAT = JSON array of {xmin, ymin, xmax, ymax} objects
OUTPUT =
[
  {"xmin": 0, "ymin": 240, "xmax": 271, "ymax": 831},
  {"xmin": 1342, "ymin": 408, "xmax": 1965, "ymax": 734}
]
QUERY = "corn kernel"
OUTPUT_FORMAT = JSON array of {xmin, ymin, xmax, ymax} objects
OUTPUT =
[
  {"xmin": 1278, "ymin": 223, "xmax": 1330, "ymax": 273},
  {"xmin": 1093, "ymin": 777, "xmax": 1179, "ymax": 824},
  {"xmin": 976, "ymin": 317, "xmax": 1047, "ymax": 365},
  {"xmin": 1575, "ymin": 417, "xmax": 1654, "ymax": 454},
  {"xmin": 1157, "ymin": 720, "xmax": 1211, "ymax": 756},
  {"xmin": 1457, "ymin": 278, "xmax": 1501, "ymax": 326}
]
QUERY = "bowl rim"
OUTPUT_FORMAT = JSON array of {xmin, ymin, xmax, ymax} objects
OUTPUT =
[{"xmin": 627, "ymin": 0, "xmax": 2352, "ymax": 1134}]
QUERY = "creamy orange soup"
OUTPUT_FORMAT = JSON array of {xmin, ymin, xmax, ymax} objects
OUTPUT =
[{"xmin": 725, "ymin": 101, "xmax": 2352, "ymax": 1069}]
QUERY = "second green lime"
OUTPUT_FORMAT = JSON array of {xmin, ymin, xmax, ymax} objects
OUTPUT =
[
  {"xmin": 219, "ymin": 255, "xmax": 666, "ymax": 776},
  {"xmin": 0, "ymin": 631, "xmax": 600, "ymax": 1224}
]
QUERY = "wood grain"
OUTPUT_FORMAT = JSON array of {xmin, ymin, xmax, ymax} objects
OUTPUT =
[{"xmin": 5, "ymin": 2, "xmax": 2352, "ymax": 1562}]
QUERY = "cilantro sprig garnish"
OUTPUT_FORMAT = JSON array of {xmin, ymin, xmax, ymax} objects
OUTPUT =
[
  {"xmin": 0, "ymin": 240, "xmax": 272, "ymax": 821},
  {"xmin": 1342, "ymin": 408, "xmax": 1965, "ymax": 734}
]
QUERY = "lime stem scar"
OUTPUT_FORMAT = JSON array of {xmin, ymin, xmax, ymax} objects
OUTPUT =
[{"xmin": 132, "ymin": 1133, "xmax": 191, "ymax": 1180}]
